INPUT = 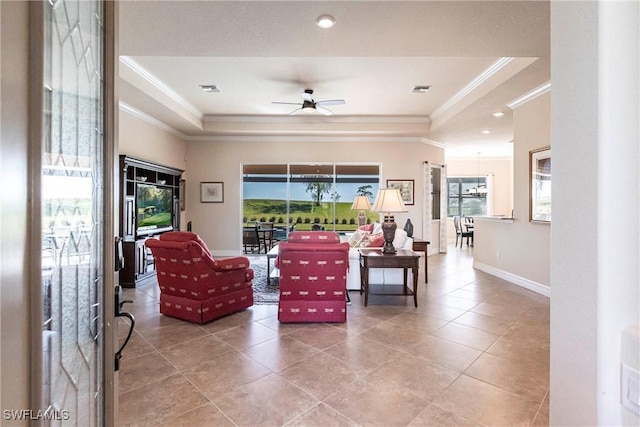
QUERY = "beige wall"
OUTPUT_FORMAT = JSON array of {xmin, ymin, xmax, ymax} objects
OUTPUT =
[
  {"xmin": 185, "ymin": 139, "xmax": 444, "ymax": 254},
  {"xmin": 473, "ymin": 92, "xmax": 550, "ymax": 289},
  {"xmin": 119, "ymin": 110, "xmax": 189, "ymax": 228},
  {"xmin": 1, "ymin": 1, "xmax": 31, "ymax": 419}
]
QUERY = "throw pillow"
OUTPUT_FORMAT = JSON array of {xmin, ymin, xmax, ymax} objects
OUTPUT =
[
  {"xmin": 392, "ymin": 228, "xmax": 407, "ymax": 248},
  {"xmin": 359, "ymin": 223, "xmax": 375, "ymax": 233},
  {"xmin": 367, "ymin": 232, "xmax": 385, "ymax": 247},
  {"xmin": 348, "ymin": 229, "xmax": 369, "ymax": 247}
]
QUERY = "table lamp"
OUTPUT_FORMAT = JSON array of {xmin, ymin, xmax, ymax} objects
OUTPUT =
[
  {"xmin": 370, "ymin": 188, "xmax": 408, "ymax": 254},
  {"xmin": 351, "ymin": 195, "xmax": 371, "ymax": 227}
]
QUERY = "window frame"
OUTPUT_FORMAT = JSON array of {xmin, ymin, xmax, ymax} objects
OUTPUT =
[{"xmin": 447, "ymin": 176, "xmax": 488, "ymax": 218}]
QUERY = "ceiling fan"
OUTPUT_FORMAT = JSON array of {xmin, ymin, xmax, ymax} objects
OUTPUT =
[{"xmin": 272, "ymin": 89, "xmax": 345, "ymax": 116}]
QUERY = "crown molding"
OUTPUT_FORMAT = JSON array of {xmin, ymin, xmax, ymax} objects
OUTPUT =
[
  {"xmin": 507, "ymin": 81, "xmax": 551, "ymax": 109},
  {"xmin": 183, "ymin": 134, "xmax": 439, "ymax": 145},
  {"xmin": 202, "ymin": 114, "xmax": 431, "ymax": 124},
  {"xmin": 120, "ymin": 56, "xmax": 203, "ymax": 119},
  {"xmin": 119, "ymin": 102, "xmax": 187, "ymax": 139},
  {"xmin": 431, "ymin": 57, "xmax": 515, "ymax": 120}
]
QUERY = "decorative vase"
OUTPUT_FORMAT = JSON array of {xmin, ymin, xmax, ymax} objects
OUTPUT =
[{"xmin": 403, "ymin": 218, "xmax": 414, "ymax": 237}]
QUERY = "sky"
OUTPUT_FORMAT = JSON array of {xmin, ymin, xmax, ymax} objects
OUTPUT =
[{"xmin": 243, "ymin": 182, "xmax": 378, "ymax": 202}]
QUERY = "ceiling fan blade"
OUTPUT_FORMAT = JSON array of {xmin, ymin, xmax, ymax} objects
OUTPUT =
[
  {"xmin": 316, "ymin": 99, "xmax": 345, "ymax": 107},
  {"xmin": 315, "ymin": 106, "xmax": 333, "ymax": 116},
  {"xmin": 272, "ymin": 101, "xmax": 302, "ymax": 106},
  {"xmin": 289, "ymin": 107, "xmax": 303, "ymax": 115}
]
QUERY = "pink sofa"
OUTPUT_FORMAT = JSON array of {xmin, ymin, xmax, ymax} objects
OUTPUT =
[
  {"xmin": 276, "ymin": 231, "xmax": 349, "ymax": 323},
  {"xmin": 145, "ymin": 231, "xmax": 254, "ymax": 324}
]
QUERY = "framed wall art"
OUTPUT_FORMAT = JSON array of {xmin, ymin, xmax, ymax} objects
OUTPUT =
[
  {"xmin": 529, "ymin": 147, "xmax": 551, "ymax": 222},
  {"xmin": 387, "ymin": 179, "xmax": 415, "ymax": 206},
  {"xmin": 200, "ymin": 181, "xmax": 224, "ymax": 203}
]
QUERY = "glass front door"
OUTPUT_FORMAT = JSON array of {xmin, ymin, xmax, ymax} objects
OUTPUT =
[{"xmin": 40, "ymin": 0, "xmax": 107, "ymax": 423}]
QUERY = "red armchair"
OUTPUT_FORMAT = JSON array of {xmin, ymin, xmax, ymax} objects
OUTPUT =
[
  {"xmin": 276, "ymin": 231, "xmax": 349, "ymax": 323},
  {"xmin": 145, "ymin": 231, "xmax": 253, "ymax": 324}
]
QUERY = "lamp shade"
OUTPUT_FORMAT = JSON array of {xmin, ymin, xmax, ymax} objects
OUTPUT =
[
  {"xmin": 351, "ymin": 195, "xmax": 371, "ymax": 210},
  {"xmin": 371, "ymin": 188, "xmax": 408, "ymax": 213}
]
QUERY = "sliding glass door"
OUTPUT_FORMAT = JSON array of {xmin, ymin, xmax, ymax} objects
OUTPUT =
[{"xmin": 242, "ymin": 163, "xmax": 380, "ymax": 234}]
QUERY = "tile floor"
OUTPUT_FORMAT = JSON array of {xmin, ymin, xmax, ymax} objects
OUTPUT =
[{"xmin": 118, "ymin": 247, "xmax": 550, "ymax": 427}]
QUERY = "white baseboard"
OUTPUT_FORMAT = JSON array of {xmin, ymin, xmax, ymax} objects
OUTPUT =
[{"xmin": 473, "ymin": 261, "xmax": 550, "ymax": 297}]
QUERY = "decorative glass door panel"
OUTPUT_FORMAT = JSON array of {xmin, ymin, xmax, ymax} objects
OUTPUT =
[{"xmin": 41, "ymin": 0, "xmax": 105, "ymax": 424}]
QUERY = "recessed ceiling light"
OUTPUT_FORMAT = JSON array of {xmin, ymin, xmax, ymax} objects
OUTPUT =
[
  {"xmin": 199, "ymin": 84, "xmax": 220, "ymax": 93},
  {"xmin": 481, "ymin": 129, "xmax": 492, "ymax": 134},
  {"xmin": 492, "ymin": 111, "xmax": 505, "ymax": 117},
  {"xmin": 315, "ymin": 15, "xmax": 335, "ymax": 28},
  {"xmin": 412, "ymin": 85, "xmax": 432, "ymax": 93}
]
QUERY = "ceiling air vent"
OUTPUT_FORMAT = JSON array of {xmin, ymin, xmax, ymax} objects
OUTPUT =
[
  {"xmin": 411, "ymin": 85, "xmax": 432, "ymax": 93},
  {"xmin": 199, "ymin": 84, "xmax": 220, "ymax": 93}
]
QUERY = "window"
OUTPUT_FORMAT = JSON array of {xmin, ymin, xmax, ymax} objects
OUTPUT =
[
  {"xmin": 431, "ymin": 167, "xmax": 441, "ymax": 220},
  {"xmin": 242, "ymin": 163, "xmax": 380, "ymax": 231},
  {"xmin": 447, "ymin": 177, "xmax": 487, "ymax": 217}
]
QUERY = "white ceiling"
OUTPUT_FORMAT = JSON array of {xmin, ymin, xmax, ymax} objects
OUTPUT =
[{"xmin": 118, "ymin": 1, "xmax": 550, "ymax": 158}]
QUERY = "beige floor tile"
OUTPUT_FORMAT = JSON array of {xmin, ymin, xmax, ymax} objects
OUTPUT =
[
  {"xmin": 386, "ymin": 312, "xmax": 449, "ymax": 335},
  {"xmin": 118, "ymin": 249, "xmax": 551, "ymax": 427},
  {"xmin": 433, "ymin": 375, "xmax": 539, "ymax": 426},
  {"xmin": 286, "ymin": 323, "xmax": 349, "ymax": 350},
  {"xmin": 157, "ymin": 403, "xmax": 235, "ymax": 427},
  {"xmin": 408, "ymin": 404, "xmax": 481, "ymax": 426},
  {"xmin": 453, "ymin": 310, "xmax": 515, "ymax": 335},
  {"xmin": 119, "ymin": 351, "xmax": 178, "ymax": 393},
  {"xmin": 159, "ymin": 334, "xmax": 236, "ymax": 370},
  {"xmin": 445, "ymin": 288, "xmax": 493, "ymax": 302},
  {"xmin": 242, "ymin": 335, "xmax": 319, "ymax": 372},
  {"xmin": 119, "ymin": 330, "xmax": 155, "ymax": 359},
  {"xmin": 280, "ymin": 352, "xmax": 360, "ymax": 400},
  {"xmin": 285, "ymin": 403, "xmax": 359, "ymax": 427},
  {"xmin": 323, "ymin": 335, "xmax": 404, "ymax": 376},
  {"xmin": 431, "ymin": 294, "xmax": 481, "ymax": 311},
  {"xmin": 487, "ymin": 333, "xmax": 550, "ymax": 364},
  {"xmin": 409, "ymin": 335, "xmax": 482, "ymax": 372},
  {"xmin": 213, "ymin": 373, "xmax": 318, "ymax": 426},
  {"xmin": 472, "ymin": 300, "xmax": 529, "ymax": 321},
  {"xmin": 199, "ymin": 309, "xmax": 254, "ymax": 334},
  {"xmin": 182, "ymin": 350, "xmax": 271, "ymax": 399},
  {"xmin": 214, "ymin": 321, "xmax": 280, "ymax": 350},
  {"xmin": 133, "ymin": 311, "xmax": 185, "ymax": 331},
  {"xmin": 419, "ymin": 303, "xmax": 467, "ymax": 321},
  {"xmin": 464, "ymin": 352, "xmax": 549, "ymax": 402},
  {"xmin": 118, "ymin": 373, "xmax": 209, "ymax": 427},
  {"xmin": 367, "ymin": 354, "xmax": 460, "ymax": 401},
  {"xmin": 137, "ymin": 321, "xmax": 210, "ymax": 350},
  {"xmin": 360, "ymin": 320, "xmax": 430, "ymax": 351},
  {"xmin": 431, "ymin": 322, "xmax": 500, "ymax": 351},
  {"xmin": 324, "ymin": 377, "xmax": 429, "ymax": 426}
]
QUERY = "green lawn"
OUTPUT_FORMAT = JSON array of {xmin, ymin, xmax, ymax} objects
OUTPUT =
[{"xmin": 243, "ymin": 199, "xmax": 377, "ymax": 231}]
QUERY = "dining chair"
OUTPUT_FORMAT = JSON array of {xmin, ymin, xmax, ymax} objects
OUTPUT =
[
  {"xmin": 454, "ymin": 216, "xmax": 474, "ymax": 248},
  {"xmin": 258, "ymin": 222, "xmax": 276, "ymax": 251},
  {"xmin": 243, "ymin": 225, "xmax": 262, "ymax": 253}
]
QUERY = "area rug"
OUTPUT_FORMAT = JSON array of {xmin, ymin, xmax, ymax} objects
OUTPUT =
[{"xmin": 249, "ymin": 257, "xmax": 279, "ymax": 304}]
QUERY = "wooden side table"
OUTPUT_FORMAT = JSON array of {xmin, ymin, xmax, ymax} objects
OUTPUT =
[
  {"xmin": 359, "ymin": 249, "xmax": 420, "ymax": 307},
  {"xmin": 411, "ymin": 238, "xmax": 430, "ymax": 283}
]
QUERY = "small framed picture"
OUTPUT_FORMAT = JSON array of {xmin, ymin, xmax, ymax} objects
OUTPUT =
[
  {"xmin": 529, "ymin": 147, "xmax": 551, "ymax": 222},
  {"xmin": 387, "ymin": 179, "xmax": 415, "ymax": 205},
  {"xmin": 200, "ymin": 182, "xmax": 224, "ymax": 203}
]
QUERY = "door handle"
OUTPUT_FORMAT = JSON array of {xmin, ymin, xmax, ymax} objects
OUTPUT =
[{"xmin": 114, "ymin": 285, "xmax": 135, "ymax": 371}]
